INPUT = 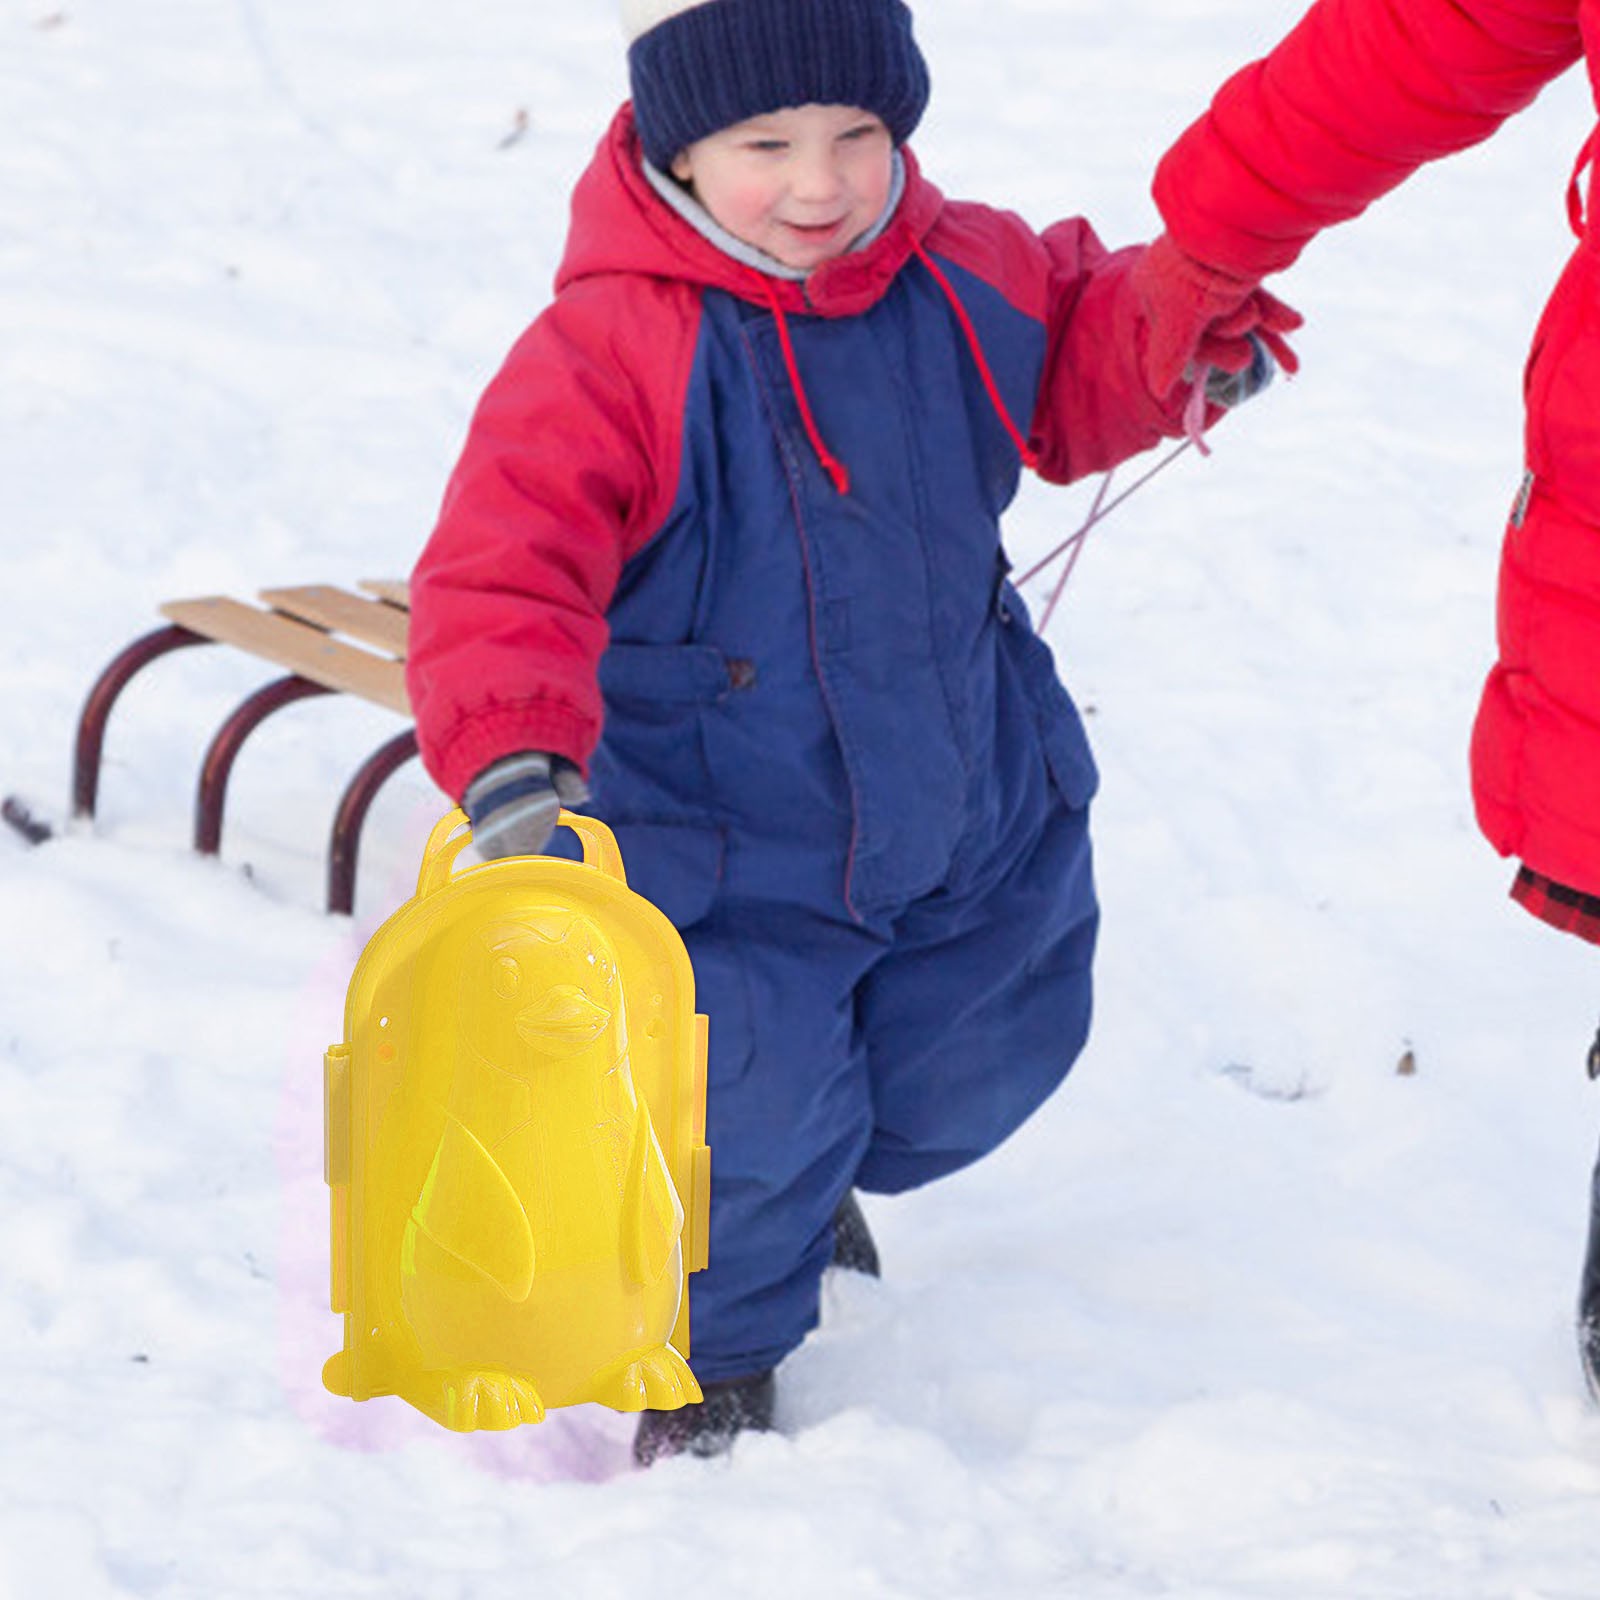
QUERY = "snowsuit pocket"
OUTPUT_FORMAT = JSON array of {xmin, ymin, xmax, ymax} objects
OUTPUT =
[
  {"xmin": 600, "ymin": 643, "xmax": 738, "ymax": 706},
  {"xmin": 591, "ymin": 642, "xmax": 738, "ymax": 822}
]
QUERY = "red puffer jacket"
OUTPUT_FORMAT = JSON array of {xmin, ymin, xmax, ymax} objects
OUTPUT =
[{"xmin": 1153, "ymin": 0, "xmax": 1600, "ymax": 895}]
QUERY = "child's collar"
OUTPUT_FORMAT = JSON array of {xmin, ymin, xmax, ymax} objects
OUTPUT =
[{"xmin": 640, "ymin": 149, "xmax": 908, "ymax": 283}]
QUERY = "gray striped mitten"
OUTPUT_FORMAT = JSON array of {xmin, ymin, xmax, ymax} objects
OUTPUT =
[{"xmin": 462, "ymin": 751, "xmax": 590, "ymax": 860}]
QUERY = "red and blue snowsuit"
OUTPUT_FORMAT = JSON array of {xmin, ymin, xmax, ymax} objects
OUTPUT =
[{"xmin": 407, "ymin": 106, "xmax": 1188, "ymax": 1381}]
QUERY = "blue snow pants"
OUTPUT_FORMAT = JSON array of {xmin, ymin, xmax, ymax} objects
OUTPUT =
[{"xmin": 575, "ymin": 600, "xmax": 1099, "ymax": 1384}]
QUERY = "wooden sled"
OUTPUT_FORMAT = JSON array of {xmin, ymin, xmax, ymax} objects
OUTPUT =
[{"xmin": 56, "ymin": 579, "xmax": 417, "ymax": 914}]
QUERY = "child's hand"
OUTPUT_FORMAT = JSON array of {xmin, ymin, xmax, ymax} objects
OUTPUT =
[
  {"xmin": 1132, "ymin": 232, "xmax": 1302, "ymax": 399},
  {"xmin": 1204, "ymin": 333, "xmax": 1277, "ymax": 410},
  {"xmin": 463, "ymin": 751, "xmax": 590, "ymax": 860}
]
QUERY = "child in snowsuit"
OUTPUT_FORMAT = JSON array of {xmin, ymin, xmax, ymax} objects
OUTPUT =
[{"xmin": 405, "ymin": 0, "xmax": 1296, "ymax": 1463}]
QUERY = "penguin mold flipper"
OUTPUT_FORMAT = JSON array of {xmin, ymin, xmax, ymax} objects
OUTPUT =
[
  {"xmin": 620, "ymin": 1103, "xmax": 684, "ymax": 1288},
  {"xmin": 590, "ymin": 1344, "xmax": 703, "ymax": 1413},
  {"xmin": 411, "ymin": 1116, "xmax": 536, "ymax": 1301},
  {"xmin": 398, "ymin": 1367, "xmax": 547, "ymax": 1432}
]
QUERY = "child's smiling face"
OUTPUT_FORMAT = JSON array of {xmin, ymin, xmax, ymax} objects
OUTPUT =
[{"xmin": 670, "ymin": 103, "xmax": 894, "ymax": 272}]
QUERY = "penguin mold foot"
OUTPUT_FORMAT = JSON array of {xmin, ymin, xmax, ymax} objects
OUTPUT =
[
  {"xmin": 321, "ymin": 1348, "xmax": 354, "ymax": 1398},
  {"xmin": 402, "ymin": 1367, "xmax": 548, "ymax": 1432},
  {"xmin": 595, "ymin": 1343, "xmax": 703, "ymax": 1412}
]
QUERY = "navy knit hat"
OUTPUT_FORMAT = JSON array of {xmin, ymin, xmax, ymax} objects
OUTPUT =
[{"xmin": 624, "ymin": 0, "xmax": 930, "ymax": 172}]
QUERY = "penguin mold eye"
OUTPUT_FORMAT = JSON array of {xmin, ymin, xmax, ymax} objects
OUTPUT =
[{"xmin": 492, "ymin": 956, "xmax": 523, "ymax": 998}]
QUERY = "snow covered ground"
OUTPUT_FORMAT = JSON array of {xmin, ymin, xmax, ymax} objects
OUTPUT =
[{"xmin": 5, "ymin": 2, "xmax": 1600, "ymax": 1595}]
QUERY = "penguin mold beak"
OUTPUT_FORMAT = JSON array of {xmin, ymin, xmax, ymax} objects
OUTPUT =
[{"xmin": 515, "ymin": 984, "xmax": 612, "ymax": 1054}]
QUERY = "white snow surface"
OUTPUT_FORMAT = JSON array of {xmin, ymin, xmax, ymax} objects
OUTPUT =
[{"xmin": 5, "ymin": 3, "xmax": 1600, "ymax": 1596}]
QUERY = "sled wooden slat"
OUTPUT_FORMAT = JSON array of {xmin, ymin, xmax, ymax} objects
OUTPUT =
[
  {"xmin": 260, "ymin": 584, "xmax": 411, "ymax": 658},
  {"xmin": 359, "ymin": 577, "xmax": 410, "ymax": 609},
  {"xmin": 158, "ymin": 596, "xmax": 410, "ymax": 715}
]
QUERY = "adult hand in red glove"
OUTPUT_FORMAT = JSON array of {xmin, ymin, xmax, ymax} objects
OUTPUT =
[{"xmin": 1132, "ymin": 232, "xmax": 1303, "ymax": 399}]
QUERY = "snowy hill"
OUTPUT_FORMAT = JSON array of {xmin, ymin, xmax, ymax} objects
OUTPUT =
[{"xmin": 5, "ymin": 3, "xmax": 1600, "ymax": 1595}]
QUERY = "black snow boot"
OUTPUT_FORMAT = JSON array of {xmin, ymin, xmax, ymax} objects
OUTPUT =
[
  {"xmin": 1581, "ymin": 1131, "xmax": 1600, "ymax": 1402},
  {"xmin": 830, "ymin": 1190, "xmax": 881, "ymax": 1277},
  {"xmin": 633, "ymin": 1370, "xmax": 776, "ymax": 1467}
]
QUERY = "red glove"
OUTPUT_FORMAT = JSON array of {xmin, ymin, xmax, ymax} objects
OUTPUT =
[{"xmin": 1132, "ymin": 232, "xmax": 1303, "ymax": 400}]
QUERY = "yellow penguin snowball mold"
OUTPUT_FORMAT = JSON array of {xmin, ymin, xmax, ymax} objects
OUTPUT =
[{"xmin": 322, "ymin": 810, "xmax": 710, "ymax": 1432}]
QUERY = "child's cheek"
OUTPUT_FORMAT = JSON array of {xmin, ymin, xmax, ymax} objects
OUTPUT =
[
  {"xmin": 849, "ymin": 149, "xmax": 894, "ymax": 213},
  {"xmin": 723, "ymin": 177, "xmax": 778, "ymax": 228}
]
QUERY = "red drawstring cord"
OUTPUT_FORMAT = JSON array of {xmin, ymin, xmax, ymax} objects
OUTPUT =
[
  {"xmin": 758, "ymin": 277, "xmax": 852, "ymax": 495},
  {"xmin": 910, "ymin": 235, "xmax": 1196, "ymax": 628},
  {"xmin": 910, "ymin": 238, "xmax": 1042, "ymax": 473},
  {"xmin": 750, "ymin": 247, "xmax": 1190, "ymax": 627},
  {"xmin": 755, "ymin": 240, "xmax": 1047, "ymax": 494}
]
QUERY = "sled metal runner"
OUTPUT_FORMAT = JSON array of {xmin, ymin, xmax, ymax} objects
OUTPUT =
[{"xmin": 34, "ymin": 580, "xmax": 418, "ymax": 915}]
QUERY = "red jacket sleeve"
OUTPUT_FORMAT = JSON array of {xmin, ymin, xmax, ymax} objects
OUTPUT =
[
  {"xmin": 406, "ymin": 276, "xmax": 699, "ymax": 801},
  {"xmin": 1154, "ymin": 0, "xmax": 1583, "ymax": 278}
]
